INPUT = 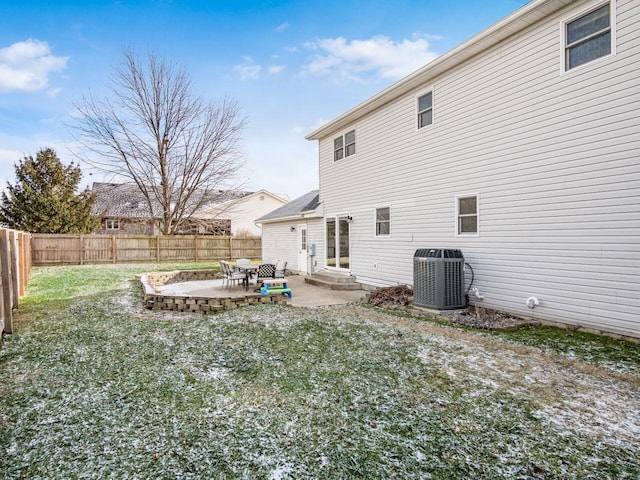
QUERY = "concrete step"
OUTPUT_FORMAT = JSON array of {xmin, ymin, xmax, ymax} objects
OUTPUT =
[
  {"xmin": 305, "ymin": 271, "xmax": 362, "ymax": 291},
  {"xmin": 311, "ymin": 270, "xmax": 357, "ymax": 283}
]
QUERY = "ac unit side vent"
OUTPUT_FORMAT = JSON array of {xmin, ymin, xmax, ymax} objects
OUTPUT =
[{"xmin": 413, "ymin": 248, "xmax": 465, "ymax": 310}]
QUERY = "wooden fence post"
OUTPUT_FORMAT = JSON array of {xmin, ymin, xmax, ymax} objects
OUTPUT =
[
  {"xmin": 0, "ymin": 229, "xmax": 14, "ymax": 334},
  {"xmin": 9, "ymin": 230, "xmax": 20, "ymax": 308},
  {"xmin": 79, "ymin": 234, "xmax": 84, "ymax": 265},
  {"xmin": 156, "ymin": 236, "xmax": 160, "ymax": 262},
  {"xmin": 112, "ymin": 235, "xmax": 117, "ymax": 263},
  {"xmin": 20, "ymin": 233, "xmax": 28, "ymax": 297}
]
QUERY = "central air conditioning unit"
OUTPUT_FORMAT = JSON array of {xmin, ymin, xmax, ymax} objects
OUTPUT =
[{"xmin": 413, "ymin": 248, "xmax": 465, "ymax": 310}]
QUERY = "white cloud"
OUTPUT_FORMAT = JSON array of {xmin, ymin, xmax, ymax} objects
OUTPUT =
[
  {"xmin": 234, "ymin": 57, "xmax": 261, "ymax": 80},
  {"xmin": 290, "ymin": 125, "xmax": 305, "ymax": 134},
  {"xmin": 302, "ymin": 35, "xmax": 439, "ymax": 83},
  {"xmin": 0, "ymin": 39, "xmax": 68, "ymax": 93},
  {"xmin": 235, "ymin": 58, "xmax": 286, "ymax": 79},
  {"xmin": 275, "ymin": 22, "xmax": 289, "ymax": 32},
  {"xmin": 268, "ymin": 65, "xmax": 285, "ymax": 75}
]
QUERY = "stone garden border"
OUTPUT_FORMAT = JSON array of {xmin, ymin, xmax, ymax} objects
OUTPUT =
[{"xmin": 138, "ymin": 269, "xmax": 289, "ymax": 313}]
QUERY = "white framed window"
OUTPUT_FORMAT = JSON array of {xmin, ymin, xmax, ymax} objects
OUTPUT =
[
  {"xmin": 105, "ymin": 219, "xmax": 120, "ymax": 230},
  {"xmin": 375, "ymin": 207, "xmax": 390, "ymax": 236},
  {"xmin": 333, "ymin": 129, "xmax": 356, "ymax": 161},
  {"xmin": 456, "ymin": 195, "xmax": 478, "ymax": 236},
  {"xmin": 564, "ymin": 2, "xmax": 613, "ymax": 71},
  {"xmin": 417, "ymin": 91, "xmax": 433, "ymax": 129}
]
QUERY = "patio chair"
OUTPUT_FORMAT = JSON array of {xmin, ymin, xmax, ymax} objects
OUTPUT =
[
  {"xmin": 236, "ymin": 258, "xmax": 252, "ymax": 269},
  {"xmin": 256, "ymin": 263, "xmax": 276, "ymax": 285},
  {"xmin": 274, "ymin": 259, "xmax": 287, "ymax": 278},
  {"xmin": 220, "ymin": 260, "xmax": 245, "ymax": 291}
]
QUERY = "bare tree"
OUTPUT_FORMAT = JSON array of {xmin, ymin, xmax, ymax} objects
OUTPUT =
[{"xmin": 71, "ymin": 49, "xmax": 245, "ymax": 234}]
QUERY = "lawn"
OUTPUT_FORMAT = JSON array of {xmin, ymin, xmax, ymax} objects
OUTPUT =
[{"xmin": 1, "ymin": 264, "xmax": 639, "ymax": 479}]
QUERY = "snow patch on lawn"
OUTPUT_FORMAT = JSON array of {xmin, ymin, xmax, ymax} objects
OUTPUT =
[{"xmin": 417, "ymin": 336, "xmax": 640, "ymax": 445}]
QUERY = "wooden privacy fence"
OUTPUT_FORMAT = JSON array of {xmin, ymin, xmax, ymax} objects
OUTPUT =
[
  {"xmin": 31, "ymin": 234, "xmax": 262, "ymax": 266},
  {"xmin": 0, "ymin": 228, "xmax": 32, "ymax": 335}
]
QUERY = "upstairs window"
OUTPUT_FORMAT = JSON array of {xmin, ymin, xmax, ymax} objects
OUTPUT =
[
  {"xmin": 456, "ymin": 195, "xmax": 478, "ymax": 235},
  {"xmin": 334, "ymin": 130, "xmax": 356, "ymax": 161},
  {"xmin": 334, "ymin": 136, "xmax": 344, "ymax": 161},
  {"xmin": 375, "ymin": 207, "xmax": 390, "ymax": 236},
  {"xmin": 417, "ymin": 92, "xmax": 433, "ymax": 128},
  {"xmin": 565, "ymin": 3, "xmax": 611, "ymax": 70},
  {"xmin": 344, "ymin": 130, "xmax": 356, "ymax": 157}
]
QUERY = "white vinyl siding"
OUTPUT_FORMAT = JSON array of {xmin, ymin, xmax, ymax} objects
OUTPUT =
[
  {"xmin": 261, "ymin": 219, "xmax": 324, "ymax": 273},
  {"xmin": 316, "ymin": 0, "xmax": 640, "ymax": 338}
]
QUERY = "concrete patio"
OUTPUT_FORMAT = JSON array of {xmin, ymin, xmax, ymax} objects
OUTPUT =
[{"xmin": 152, "ymin": 274, "xmax": 368, "ymax": 308}]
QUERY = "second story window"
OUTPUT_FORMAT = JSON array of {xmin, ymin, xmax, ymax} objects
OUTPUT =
[
  {"xmin": 334, "ymin": 130, "xmax": 356, "ymax": 161},
  {"xmin": 565, "ymin": 3, "xmax": 611, "ymax": 70},
  {"xmin": 417, "ymin": 92, "xmax": 433, "ymax": 128}
]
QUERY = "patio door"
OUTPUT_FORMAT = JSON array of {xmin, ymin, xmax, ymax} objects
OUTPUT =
[
  {"xmin": 298, "ymin": 225, "xmax": 308, "ymax": 274},
  {"xmin": 326, "ymin": 215, "xmax": 350, "ymax": 270}
]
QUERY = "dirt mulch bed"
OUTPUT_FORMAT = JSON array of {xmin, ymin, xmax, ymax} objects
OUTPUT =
[{"xmin": 367, "ymin": 285, "xmax": 538, "ymax": 331}]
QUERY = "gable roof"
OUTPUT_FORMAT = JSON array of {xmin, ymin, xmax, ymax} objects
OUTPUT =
[
  {"xmin": 91, "ymin": 182, "xmax": 161, "ymax": 218},
  {"xmin": 256, "ymin": 190, "xmax": 320, "ymax": 223},
  {"xmin": 306, "ymin": 0, "xmax": 573, "ymax": 140},
  {"xmin": 199, "ymin": 189, "xmax": 290, "ymax": 214},
  {"xmin": 91, "ymin": 182, "xmax": 251, "ymax": 218}
]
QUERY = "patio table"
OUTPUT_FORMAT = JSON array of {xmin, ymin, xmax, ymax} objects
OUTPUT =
[{"xmin": 237, "ymin": 265, "xmax": 258, "ymax": 291}]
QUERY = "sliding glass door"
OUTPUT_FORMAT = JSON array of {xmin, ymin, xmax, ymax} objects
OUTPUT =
[{"xmin": 326, "ymin": 215, "xmax": 350, "ymax": 270}]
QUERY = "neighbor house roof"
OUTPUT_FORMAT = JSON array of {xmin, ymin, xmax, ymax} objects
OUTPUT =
[
  {"xmin": 91, "ymin": 182, "xmax": 252, "ymax": 219},
  {"xmin": 91, "ymin": 182, "xmax": 162, "ymax": 218},
  {"xmin": 256, "ymin": 190, "xmax": 320, "ymax": 223},
  {"xmin": 306, "ymin": 0, "xmax": 573, "ymax": 140}
]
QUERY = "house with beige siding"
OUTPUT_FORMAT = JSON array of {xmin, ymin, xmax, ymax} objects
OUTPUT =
[
  {"xmin": 198, "ymin": 190, "xmax": 290, "ymax": 237},
  {"xmin": 300, "ymin": 0, "xmax": 640, "ymax": 338}
]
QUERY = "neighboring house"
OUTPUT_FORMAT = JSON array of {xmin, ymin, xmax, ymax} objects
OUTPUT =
[
  {"xmin": 256, "ymin": 190, "xmax": 322, "ymax": 274},
  {"xmin": 273, "ymin": 0, "xmax": 640, "ymax": 338},
  {"xmin": 92, "ymin": 182, "xmax": 159, "ymax": 235},
  {"xmin": 92, "ymin": 182, "xmax": 281, "ymax": 236},
  {"xmin": 198, "ymin": 190, "xmax": 290, "ymax": 237}
]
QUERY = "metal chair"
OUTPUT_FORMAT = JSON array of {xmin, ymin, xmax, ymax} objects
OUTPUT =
[
  {"xmin": 220, "ymin": 260, "xmax": 245, "ymax": 291},
  {"xmin": 236, "ymin": 258, "xmax": 252, "ymax": 269},
  {"xmin": 274, "ymin": 259, "xmax": 287, "ymax": 278},
  {"xmin": 256, "ymin": 263, "xmax": 276, "ymax": 284}
]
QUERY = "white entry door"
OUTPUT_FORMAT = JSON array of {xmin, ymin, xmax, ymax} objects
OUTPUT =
[{"xmin": 298, "ymin": 225, "xmax": 308, "ymax": 274}]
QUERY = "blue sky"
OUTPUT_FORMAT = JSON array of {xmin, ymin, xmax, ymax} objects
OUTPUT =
[{"xmin": 0, "ymin": 0, "xmax": 528, "ymax": 199}]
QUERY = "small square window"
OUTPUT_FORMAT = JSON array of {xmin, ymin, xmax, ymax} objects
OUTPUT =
[
  {"xmin": 375, "ymin": 207, "xmax": 390, "ymax": 236},
  {"xmin": 565, "ymin": 3, "xmax": 611, "ymax": 70},
  {"xmin": 417, "ymin": 92, "xmax": 433, "ymax": 128},
  {"xmin": 457, "ymin": 196, "xmax": 478, "ymax": 235},
  {"xmin": 105, "ymin": 219, "xmax": 120, "ymax": 230}
]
